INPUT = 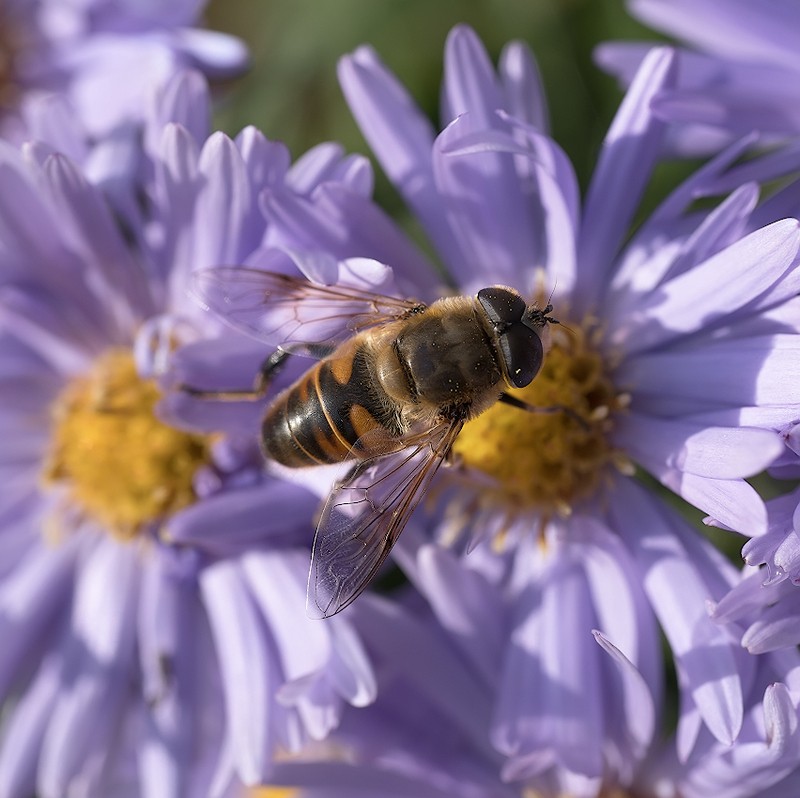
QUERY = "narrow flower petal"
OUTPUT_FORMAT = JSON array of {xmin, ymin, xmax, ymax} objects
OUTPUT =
[
  {"xmin": 166, "ymin": 483, "xmax": 314, "ymax": 555},
  {"xmin": 241, "ymin": 550, "xmax": 331, "ymax": 679},
  {"xmin": 310, "ymin": 183, "xmax": 440, "ymax": 296},
  {"xmin": 610, "ymin": 182, "xmax": 759, "ymax": 310},
  {"xmin": 327, "ymin": 618, "xmax": 377, "ymax": 708},
  {"xmin": 0, "ymin": 655, "xmax": 61, "ymax": 798},
  {"xmin": 338, "ymin": 47, "xmax": 464, "ymax": 274},
  {"xmin": 741, "ymin": 601, "xmax": 800, "ymax": 654},
  {"xmin": 627, "ymin": 0, "xmax": 799, "ymax": 64},
  {"xmin": 261, "ymin": 185, "xmax": 437, "ymax": 297},
  {"xmin": 610, "ymin": 479, "xmax": 744, "ymax": 744},
  {"xmin": 652, "ymin": 86, "xmax": 800, "ymax": 137},
  {"xmin": 492, "ymin": 553, "xmax": 604, "ymax": 780},
  {"xmin": 352, "ymin": 595, "xmax": 495, "ymax": 758},
  {"xmin": 0, "ymin": 142, "xmax": 66, "ymax": 274},
  {"xmin": 499, "ymin": 40, "xmax": 549, "ymax": 132},
  {"xmin": 195, "ymin": 132, "xmax": 259, "ymax": 267},
  {"xmin": 152, "ymin": 122, "xmax": 201, "ymax": 289},
  {"xmin": 433, "ymin": 113, "xmax": 538, "ymax": 289},
  {"xmin": 0, "ymin": 540, "xmax": 78, "ymax": 701},
  {"xmin": 38, "ymin": 537, "xmax": 140, "ymax": 797},
  {"xmin": 138, "ymin": 553, "xmax": 202, "ymax": 798},
  {"xmin": 441, "ymin": 25, "xmax": 504, "ymax": 126},
  {"xmin": 284, "ymin": 142, "xmax": 346, "ymax": 192},
  {"xmin": 173, "ymin": 28, "xmax": 250, "ymax": 78},
  {"xmin": 200, "ymin": 560, "xmax": 275, "ymax": 784},
  {"xmin": 414, "ymin": 543, "xmax": 506, "ymax": 686},
  {"xmin": 576, "ymin": 518, "xmax": 663, "ymax": 702},
  {"xmin": 617, "ymin": 417, "xmax": 783, "ymax": 479},
  {"xmin": 711, "ymin": 571, "xmax": 795, "ymax": 624},
  {"xmin": 576, "ymin": 47, "xmax": 675, "ymax": 311},
  {"xmin": 621, "ymin": 335, "xmax": 800, "ymax": 415},
  {"xmin": 618, "ymin": 220, "xmax": 800, "ymax": 354},
  {"xmin": 236, "ymin": 127, "xmax": 290, "ymax": 192},
  {"xmin": 147, "ymin": 70, "xmax": 211, "ymax": 152},
  {"xmin": 592, "ymin": 631, "xmax": 656, "ymax": 762}
]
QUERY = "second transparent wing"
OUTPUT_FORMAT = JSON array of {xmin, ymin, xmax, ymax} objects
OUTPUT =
[
  {"xmin": 192, "ymin": 267, "xmax": 424, "ymax": 347},
  {"xmin": 306, "ymin": 419, "xmax": 464, "ymax": 619}
]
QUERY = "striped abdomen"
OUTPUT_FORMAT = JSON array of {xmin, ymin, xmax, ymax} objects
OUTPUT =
[{"xmin": 261, "ymin": 338, "xmax": 399, "ymax": 467}]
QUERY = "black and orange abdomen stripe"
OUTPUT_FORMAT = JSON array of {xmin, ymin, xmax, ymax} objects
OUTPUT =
[{"xmin": 261, "ymin": 339, "xmax": 400, "ymax": 468}]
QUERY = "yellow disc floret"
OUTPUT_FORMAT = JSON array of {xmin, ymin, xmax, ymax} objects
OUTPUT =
[
  {"xmin": 452, "ymin": 319, "xmax": 629, "ymax": 517},
  {"xmin": 42, "ymin": 349, "xmax": 212, "ymax": 540}
]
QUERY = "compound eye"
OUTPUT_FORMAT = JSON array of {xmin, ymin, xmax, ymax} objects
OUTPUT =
[
  {"xmin": 477, "ymin": 287, "xmax": 527, "ymax": 326},
  {"xmin": 499, "ymin": 324, "xmax": 543, "ymax": 388}
]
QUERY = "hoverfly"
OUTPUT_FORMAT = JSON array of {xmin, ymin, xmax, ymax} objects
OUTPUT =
[{"xmin": 189, "ymin": 260, "xmax": 558, "ymax": 618}]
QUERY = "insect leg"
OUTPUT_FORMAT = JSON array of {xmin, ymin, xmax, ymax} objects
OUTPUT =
[
  {"xmin": 180, "ymin": 342, "xmax": 335, "ymax": 401},
  {"xmin": 498, "ymin": 392, "xmax": 589, "ymax": 430}
]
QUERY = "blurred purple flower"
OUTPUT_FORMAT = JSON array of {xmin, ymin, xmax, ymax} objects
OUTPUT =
[
  {"xmin": 596, "ymin": 0, "xmax": 800, "ymax": 154},
  {"xmin": 0, "ymin": 73, "xmax": 377, "ymax": 796},
  {"xmin": 199, "ymin": 24, "xmax": 800, "ymax": 776},
  {"xmin": 0, "ymin": 0, "xmax": 247, "ymax": 142},
  {"xmin": 258, "ymin": 592, "xmax": 800, "ymax": 798}
]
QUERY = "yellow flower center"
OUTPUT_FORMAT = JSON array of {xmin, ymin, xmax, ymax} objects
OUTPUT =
[
  {"xmin": 451, "ymin": 319, "xmax": 629, "ymax": 517},
  {"xmin": 251, "ymin": 789, "xmax": 299, "ymax": 798},
  {"xmin": 42, "ymin": 349, "xmax": 212, "ymax": 540}
]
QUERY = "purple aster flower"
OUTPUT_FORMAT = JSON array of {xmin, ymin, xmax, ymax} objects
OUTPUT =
[
  {"xmin": 596, "ymin": 0, "xmax": 800, "ymax": 154},
  {"xmin": 254, "ymin": 591, "xmax": 800, "ymax": 798},
  {"xmin": 0, "ymin": 72, "xmax": 378, "ymax": 796},
  {"xmin": 710, "ymin": 421, "xmax": 800, "ymax": 654},
  {"xmin": 0, "ymin": 0, "xmax": 248, "ymax": 142},
  {"xmin": 181, "ymin": 25, "xmax": 800, "ymax": 779}
]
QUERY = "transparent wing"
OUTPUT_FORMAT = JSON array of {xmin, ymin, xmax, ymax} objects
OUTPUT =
[
  {"xmin": 191, "ymin": 267, "xmax": 424, "ymax": 347},
  {"xmin": 307, "ymin": 419, "xmax": 464, "ymax": 619}
]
